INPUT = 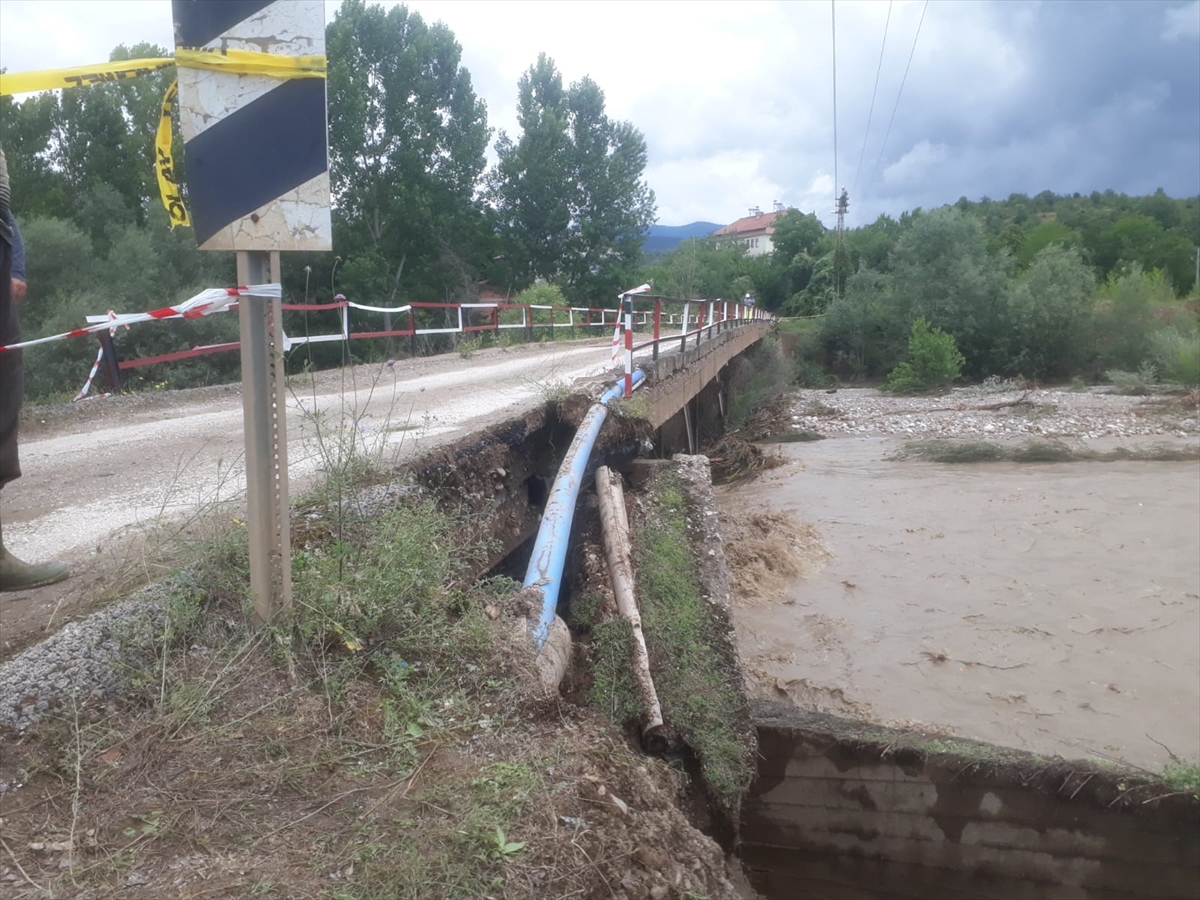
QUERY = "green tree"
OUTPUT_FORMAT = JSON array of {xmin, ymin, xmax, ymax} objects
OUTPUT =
[
  {"xmin": 887, "ymin": 208, "xmax": 1011, "ymax": 376},
  {"xmin": 1003, "ymin": 245, "xmax": 1095, "ymax": 379},
  {"xmin": 326, "ymin": 0, "xmax": 491, "ymax": 304},
  {"xmin": 491, "ymin": 54, "xmax": 655, "ymax": 302},
  {"xmin": 882, "ymin": 317, "xmax": 965, "ymax": 393},
  {"xmin": 0, "ymin": 91, "xmax": 70, "ymax": 219},
  {"xmin": 1016, "ymin": 221, "xmax": 1078, "ymax": 268}
]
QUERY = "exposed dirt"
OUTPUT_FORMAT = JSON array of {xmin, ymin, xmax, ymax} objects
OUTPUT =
[
  {"xmin": 719, "ymin": 388, "xmax": 1200, "ymax": 772},
  {"xmin": 0, "ymin": 618, "xmax": 743, "ymax": 900},
  {"xmin": 1, "ymin": 339, "xmax": 619, "ymax": 661}
]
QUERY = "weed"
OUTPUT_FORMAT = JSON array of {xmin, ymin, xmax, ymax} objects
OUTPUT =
[
  {"xmin": 632, "ymin": 472, "xmax": 754, "ymax": 807},
  {"xmin": 611, "ymin": 392, "xmax": 650, "ymax": 420},
  {"xmin": 1070, "ymin": 375, "xmax": 1088, "ymax": 392},
  {"xmin": 457, "ymin": 335, "xmax": 484, "ymax": 359},
  {"xmin": 588, "ymin": 618, "xmax": 643, "ymax": 723}
]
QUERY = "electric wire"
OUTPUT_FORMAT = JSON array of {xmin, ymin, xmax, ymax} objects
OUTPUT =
[
  {"xmin": 831, "ymin": 0, "xmax": 839, "ymax": 211},
  {"xmin": 851, "ymin": 0, "xmax": 893, "ymax": 197},
  {"xmin": 866, "ymin": 0, "xmax": 930, "ymax": 196}
]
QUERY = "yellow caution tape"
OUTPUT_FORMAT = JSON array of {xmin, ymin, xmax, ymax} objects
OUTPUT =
[
  {"xmin": 155, "ymin": 80, "xmax": 189, "ymax": 228},
  {"xmin": 173, "ymin": 47, "xmax": 326, "ymax": 79},
  {"xmin": 0, "ymin": 49, "xmax": 325, "ymax": 96},
  {"xmin": 0, "ymin": 58, "xmax": 175, "ymax": 96},
  {"xmin": 1, "ymin": 49, "xmax": 327, "ymax": 231}
]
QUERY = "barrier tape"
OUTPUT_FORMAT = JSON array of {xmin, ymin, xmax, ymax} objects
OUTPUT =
[
  {"xmin": 0, "ymin": 49, "xmax": 326, "ymax": 97},
  {"xmin": 0, "ymin": 49, "xmax": 327, "ymax": 230},
  {"xmin": 72, "ymin": 311, "xmax": 122, "ymax": 402},
  {"xmin": 0, "ymin": 284, "xmax": 282, "ymax": 353}
]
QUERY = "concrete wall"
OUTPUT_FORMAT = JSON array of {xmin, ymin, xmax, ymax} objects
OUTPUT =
[{"xmin": 743, "ymin": 704, "xmax": 1200, "ymax": 900}]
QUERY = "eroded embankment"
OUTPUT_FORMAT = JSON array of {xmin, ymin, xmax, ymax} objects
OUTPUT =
[
  {"xmin": 0, "ymin": 394, "xmax": 750, "ymax": 900},
  {"xmin": 742, "ymin": 702, "xmax": 1200, "ymax": 900}
]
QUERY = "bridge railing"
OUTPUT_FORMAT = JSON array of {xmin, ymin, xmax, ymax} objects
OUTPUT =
[{"xmin": 71, "ymin": 293, "xmax": 768, "ymax": 398}]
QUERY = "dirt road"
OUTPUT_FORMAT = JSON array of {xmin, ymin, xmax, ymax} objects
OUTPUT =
[
  {"xmin": 722, "ymin": 387, "xmax": 1200, "ymax": 772},
  {"xmin": 1, "ymin": 339, "xmax": 618, "ymax": 657}
]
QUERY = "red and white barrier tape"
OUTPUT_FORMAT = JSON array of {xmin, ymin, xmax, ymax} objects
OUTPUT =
[
  {"xmin": 72, "ymin": 310, "xmax": 122, "ymax": 402},
  {"xmin": 0, "ymin": 283, "xmax": 281, "ymax": 353}
]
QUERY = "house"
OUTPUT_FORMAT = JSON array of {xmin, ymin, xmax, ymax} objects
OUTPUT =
[{"xmin": 712, "ymin": 202, "xmax": 787, "ymax": 256}]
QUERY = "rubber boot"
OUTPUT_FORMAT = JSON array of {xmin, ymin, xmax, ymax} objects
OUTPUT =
[{"xmin": 0, "ymin": 519, "xmax": 69, "ymax": 592}]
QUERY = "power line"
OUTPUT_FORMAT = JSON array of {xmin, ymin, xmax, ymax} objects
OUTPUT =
[
  {"xmin": 866, "ymin": 0, "xmax": 930, "ymax": 197},
  {"xmin": 831, "ymin": 0, "xmax": 839, "ymax": 210},
  {"xmin": 851, "ymin": 0, "xmax": 893, "ymax": 197}
]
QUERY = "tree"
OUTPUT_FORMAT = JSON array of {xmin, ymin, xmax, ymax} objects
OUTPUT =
[
  {"xmin": 1003, "ymin": 245, "xmax": 1095, "ymax": 379},
  {"xmin": 1016, "ymin": 221, "xmax": 1078, "ymax": 268},
  {"xmin": 887, "ymin": 208, "xmax": 1011, "ymax": 377},
  {"xmin": 491, "ymin": 54, "xmax": 655, "ymax": 302},
  {"xmin": 326, "ymin": 0, "xmax": 491, "ymax": 303}
]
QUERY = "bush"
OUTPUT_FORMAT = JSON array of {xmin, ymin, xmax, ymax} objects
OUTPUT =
[
  {"xmin": 883, "ymin": 318, "xmax": 965, "ymax": 393},
  {"xmin": 1105, "ymin": 362, "xmax": 1158, "ymax": 395},
  {"xmin": 1150, "ymin": 326, "xmax": 1200, "ymax": 386}
]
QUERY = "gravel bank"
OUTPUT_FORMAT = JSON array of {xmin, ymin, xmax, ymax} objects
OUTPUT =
[
  {"xmin": 789, "ymin": 385, "xmax": 1200, "ymax": 440},
  {"xmin": 0, "ymin": 585, "xmax": 168, "ymax": 742}
]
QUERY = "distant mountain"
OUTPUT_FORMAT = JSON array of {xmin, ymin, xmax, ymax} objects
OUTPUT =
[{"xmin": 642, "ymin": 221, "xmax": 722, "ymax": 254}]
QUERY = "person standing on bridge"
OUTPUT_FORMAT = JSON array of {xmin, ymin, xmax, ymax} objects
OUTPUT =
[{"xmin": 0, "ymin": 147, "xmax": 70, "ymax": 592}]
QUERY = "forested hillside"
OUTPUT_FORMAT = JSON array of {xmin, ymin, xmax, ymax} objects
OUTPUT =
[{"xmin": 642, "ymin": 192, "xmax": 1199, "ymax": 386}]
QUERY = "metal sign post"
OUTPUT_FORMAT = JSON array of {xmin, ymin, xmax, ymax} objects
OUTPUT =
[
  {"xmin": 172, "ymin": 0, "xmax": 332, "ymax": 623},
  {"xmin": 237, "ymin": 250, "xmax": 291, "ymax": 623}
]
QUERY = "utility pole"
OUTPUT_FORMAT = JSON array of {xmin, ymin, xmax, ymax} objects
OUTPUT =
[
  {"xmin": 834, "ymin": 186, "xmax": 849, "ymax": 301},
  {"xmin": 1194, "ymin": 245, "xmax": 1199, "ymax": 298}
]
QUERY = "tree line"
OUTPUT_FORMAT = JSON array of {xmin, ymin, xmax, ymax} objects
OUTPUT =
[{"xmin": 643, "ymin": 193, "xmax": 1199, "ymax": 387}]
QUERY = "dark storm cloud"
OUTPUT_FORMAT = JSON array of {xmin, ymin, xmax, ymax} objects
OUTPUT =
[{"xmin": 849, "ymin": 0, "xmax": 1200, "ymax": 223}]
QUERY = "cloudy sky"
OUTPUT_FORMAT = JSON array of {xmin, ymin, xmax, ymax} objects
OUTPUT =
[{"xmin": 1, "ymin": 0, "xmax": 1197, "ymax": 228}]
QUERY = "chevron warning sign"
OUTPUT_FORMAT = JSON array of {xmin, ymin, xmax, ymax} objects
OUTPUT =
[{"xmin": 171, "ymin": 0, "xmax": 332, "ymax": 252}]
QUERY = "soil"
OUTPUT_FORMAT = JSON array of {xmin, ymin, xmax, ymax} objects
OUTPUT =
[
  {"xmin": 719, "ymin": 387, "xmax": 1200, "ymax": 772},
  {"xmin": 1, "ymin": 339, "xmax": 620, "ymax": 661},
  {"xmin": 0, "ymin": 620, "xmax": 743, "ymax": 900}
]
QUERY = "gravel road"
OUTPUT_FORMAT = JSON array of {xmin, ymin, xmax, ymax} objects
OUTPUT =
[{"xmin": 1, "ymin": 339, "xmax": 620, "ymax": 662}]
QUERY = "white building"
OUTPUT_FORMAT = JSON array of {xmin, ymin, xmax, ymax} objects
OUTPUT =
[{"xmin": 712, "ymin": 203, "xmax": 787, "ymax": 257}]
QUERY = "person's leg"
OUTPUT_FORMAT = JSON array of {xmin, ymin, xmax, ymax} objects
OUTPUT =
[
  {"xmin": 0, "ymin": 236, "xmax": 69, "ymax": 591},
  {"xmin": 0, "ymin": 236, "xmax": 20, "ymax": 490}
]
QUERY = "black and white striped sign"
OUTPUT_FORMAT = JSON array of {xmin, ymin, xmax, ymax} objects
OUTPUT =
[{"xmin": 171, "ymin": 0, "xmax": 332, "ymax": 251}]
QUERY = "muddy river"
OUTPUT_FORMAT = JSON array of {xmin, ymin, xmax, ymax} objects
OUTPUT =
[{"xmin": 720, "ymin": 437, "xmax": 1200, "ymax": 772}]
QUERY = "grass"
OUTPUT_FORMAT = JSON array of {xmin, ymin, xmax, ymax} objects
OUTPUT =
[
  {"xmin": 1162, "ymin": 757, "xmax": 1200, "ymax": 795},
  {"xmin": 891, "ymin": 438, "xmax": 1200, "ymax": 464},
  {"xmin": 4, "ymin": 459, "xmax": 738, "ymax": 897},
  {"xmin": 632, "ymin": 471, "xmax": 754, "ymax": 808},
  {"xmin": 774, "ymin": 317, "xmax": 822, "ymax": 336}
]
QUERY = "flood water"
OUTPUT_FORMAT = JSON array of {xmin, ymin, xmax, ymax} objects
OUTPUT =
[{"xmin": 719, "ymin": 437, "xmax": 1200, "ymax": 771}]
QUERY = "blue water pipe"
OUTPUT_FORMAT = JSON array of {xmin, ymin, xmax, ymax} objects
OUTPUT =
[{"xmin": 524, "ymin": 369, "xmax": 646, "ymax": 648}]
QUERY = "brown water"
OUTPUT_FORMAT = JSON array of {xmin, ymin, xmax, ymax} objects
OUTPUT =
[{"xmin": 720, "ymin": 437, "xmax": 1200, "ymax": 771}]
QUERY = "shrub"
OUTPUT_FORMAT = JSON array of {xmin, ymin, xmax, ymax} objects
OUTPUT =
[
  {"xmin": 1150, "ymin": 326, "xmax": 1200, "ymax": 386},
  {"xmin": 883, "ymin": 318, "xmax": 965, "ymax": 393},
  {"xmin": 1105, "ymin": 362, "xmax": 1158, "ymax": 395}
]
